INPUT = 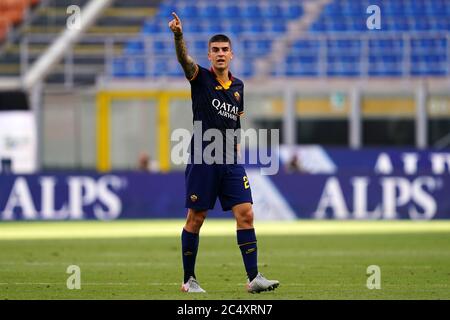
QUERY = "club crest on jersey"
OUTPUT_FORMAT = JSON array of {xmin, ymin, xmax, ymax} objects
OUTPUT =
[{"xmin": 234, "ymin": 91, "xmax": 241, "ymax": 103}]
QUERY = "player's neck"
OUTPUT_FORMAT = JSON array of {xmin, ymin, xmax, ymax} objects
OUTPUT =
[{"xmin": 212, "ymin": 66, "xmax": 230, "ymax": 83}]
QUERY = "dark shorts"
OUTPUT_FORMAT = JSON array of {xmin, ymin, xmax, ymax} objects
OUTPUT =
[{"xmin": 185, "ymin": 163, "xmax": 253, "ymax": 211}]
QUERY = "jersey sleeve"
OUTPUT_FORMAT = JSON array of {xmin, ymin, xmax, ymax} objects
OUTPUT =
[
  {"xmin": 189, "ymin": 64, "xmax": 205, "ymax": 83},
  {"xmin": 238, "ymin": 85, "xmax": 244, "ymax": 117},
  {"xmin": 236, "ymin": 85, "xmax": 243, "ymax": 143}
]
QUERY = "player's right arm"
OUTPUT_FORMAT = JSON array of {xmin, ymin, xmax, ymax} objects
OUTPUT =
[{"xmin": 168, "ymin": 12, "xmax": 198, "ymax": 80}]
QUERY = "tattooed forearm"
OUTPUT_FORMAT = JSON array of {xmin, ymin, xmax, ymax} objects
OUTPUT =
[{"xmin": 174, "ymin": 34, "xmax": 197, "ymax": 80}]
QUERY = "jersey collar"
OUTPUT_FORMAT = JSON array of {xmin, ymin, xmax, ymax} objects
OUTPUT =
[{"xmin": 210, "ymin": 67, "xmax": 233, "ymax": 90}]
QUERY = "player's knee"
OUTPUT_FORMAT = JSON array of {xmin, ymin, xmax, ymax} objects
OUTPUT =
[
  {"xmin": 192, "ymin": 214, "xmax": 205, "ymax": 228},
  {"xmin": 186, "ymin": 210, "xmax": 206, "ymax": 231},
  {"xmin": 237, "ymin": 208, "xmax": 254, "ymax": 227}
]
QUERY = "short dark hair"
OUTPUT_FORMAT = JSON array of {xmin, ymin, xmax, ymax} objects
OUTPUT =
[{"xmin": 208, "ymin": 34, "xmax": 232, "ymax": 49}]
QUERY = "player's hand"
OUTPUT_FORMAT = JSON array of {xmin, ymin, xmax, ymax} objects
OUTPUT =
[{"xmin": 168, "ymin": 12, "xmax": 182, "ymax": 35}]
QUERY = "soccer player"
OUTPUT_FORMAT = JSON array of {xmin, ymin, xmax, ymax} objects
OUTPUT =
[{"xmin": 168, "ymin": 12, "xmax": 279, "ymax": 294}]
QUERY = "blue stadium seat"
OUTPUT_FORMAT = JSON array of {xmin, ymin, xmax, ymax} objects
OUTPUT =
[
  {"xmin": 168, "ymin": 62, "xmax": 184, "ymax": 77},
  {"xmin": 329, "ymin": 20, "xmax": 348, "ymax": 32},
  {"xmin": 432, "ymin": 19, "xmax": 449, "ymax": 31},
  {"xmin": 327, "ymin": 63, "xmax": 360, "ymax": 77},
  {"xmin": 382, "ymin": 55, "xmax": 401, "ymax": 63},
  {"xmin": 435, "ymin": 37, "xmax": 447, "ymax": 48},
  {"xmin": 405, "ymin": 3, "xmax": 426, "ymax": 17},
  {"xmin": 142, "ymin": 21, "xmax": 160, "ymax": 34},
  {"xmin": 310, "ymin": 22, "xmax": 326, "ymax": 32},
  {"xmin": 348, "ymin": 19, "xmax": 367, "ymax": 31},
  {"xmin": 374, "ymin": 68, "xmax": 403, "ymax": 77},
  {"xmin": 261, "ymin": 4, "xmax": 283, "ymax": 19},
  {"xmin": 205, "ymin": 22, "xmax": 223, "ymax": 34},
  {"xmin": 369, "ymin": 38, "xmax": 404, "ymax": 49},
  {"xmin": 269, "ymin": 21, "xmax": 287, "ymax": 34},
  {"xmin": 285, "ymin": 4, "xmax": 303, "ymax": 19},
  {"xmin": 241, "ymin": 39, "xmax": 252, "ymax": 51},
  {"xmin": 241, "ymin": 63, "xmax": 254, "ymax": 78},
  {"xmin": 156, "ymin": 22, "xmax": 171, "ymax": 34},
  {"xmin": 178, "ymin": 4, "xmax": 198, "ymax": 19},
  {"xmin": 128, "ymin": 58, "xmax": 147, "ymax": 78},
  {"xmin": 384, "ymin": 3, "xmax": 405, "ymax": 16},
  {"xmin": 224, "ymin": 22, "xmax": 244, "ymax": 36},
  {"xmin": 260, "ymin": 39, "xmax": 272, "ymax": 50},
  {"xmin": 124, "ymin": 39, "xmax": 144, "ymax": 55},
  {"xmin": 156, "ymin": 3, "xmax": 176, "ymax": 18},
  {"xmin": 298, "ymin": 56, "xmax": 318, "ymax": 64},
  {"xmin": 411, "ymin": 54, "xmax": 425, "ymax": 63},
  {"xmin": 241, "ymin": 4, "xmax": 262, "ymax": 19},
  {"xmin": 427, "ymin": 3, "xmax": 447, "ymax": 17},
  {"xmin": 194, "ymin": 40, "xmax": 207, "ymax": 53},
  {"xmin": 286, "ymin": 62, "xmax": 318, "ymax": 76},
  {"xmin": 426, "ymin": 55, "xmax": 447, "ymax": 76},
  {"xmin": 222, "ymin": 5, "xmax": 241, "ymax": 19},
  {"xmin": 153, "ymin": 60, "xmax": 167, "ymax": 77},
  {"xmin": 184, "ymin": 21, "xmax": 203, "ymax": 33},
  {"xmin": 198, "ymin": 4, "xmax": 219, "ymax": 19},
  {"xmin": 368, "ymin": 56, "xmax": 403, "ymax": 76},
  {"xmin": 341, "ymin": 3, "xmax": 363, "ymax": 17},
  {"xmin": 247, "ymin": 22, "xmax": 266, "ymax": 34},
  {"xmin": 392, "ymin": 18, "xmax": 411, "ymax": 31},
  {"xmin": 322, "ymin": 4, "xmax": 340, "ymax": 16},
  {"xmin": 153, "ymin": 41, "xmax": 168, "ymax": 55},
  {"xmin": 414, "ymin": 19, "xmax": 432, "ymax": 31},
  {"xmin": 112, "ymin": 57, "xmax": 128, "ymax": 77},
  {"xmin": 368, "ymin": 55, "xmax": 382, "ymax": 64},
  {"xmin": 293, "ymin": 40, "xmax": 320, "ymax": 50}
]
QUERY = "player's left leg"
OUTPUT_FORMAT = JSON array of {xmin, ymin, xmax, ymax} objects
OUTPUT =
[
  {"xmin": 232, "ymin": 202, "xmax": 258, "ymax": 281},
  {"xmin": 232, "ymin": 203, "xmax": 280, "ymax": 293},
  {"xmin": 181, "ymin": 209, "xmax": 207, "ymax": 293},
  {"xmin": 219, "ymin": 164, "xmax": 279, "ymax": 292}
]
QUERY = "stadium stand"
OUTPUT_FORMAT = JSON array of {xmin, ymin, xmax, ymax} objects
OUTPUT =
[
  {"xmin": 278, "ymin": 0, "xmax": 449, "ymax": 77},
  {"xmin": 111, "ymin": 0, "xmax": 449, "ymax": 79},
  {"xmin": 0, "ymin": 0, "xmax": 159, "ymax": 85},
  {"xmin": 112, "ymin": 0, "xmax": 304, "ymax": 79},
  {"xmin": 0, "ymin": 0, "xmax": 448, "ymax": 83}
]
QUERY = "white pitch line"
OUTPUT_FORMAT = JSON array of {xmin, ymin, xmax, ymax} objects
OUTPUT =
[
  {"xmin": 0, "ymin": 261, "xmax": 274, "ymax": 267},
  {"xmin": 0, "ymin": 262, "xmax": 171, "ymax": 266},
  {"xmin": 0, "ymin": 282, "xmax": 179, "ymax": 286},
  {"xmin": 0, "ymin": 282, "xmax": 447, "ymax": 288}
]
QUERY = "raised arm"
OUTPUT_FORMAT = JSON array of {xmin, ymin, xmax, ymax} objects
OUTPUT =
[{"xmin": 168, "ymin": 12, "xmax": 198, "ymax": 80}]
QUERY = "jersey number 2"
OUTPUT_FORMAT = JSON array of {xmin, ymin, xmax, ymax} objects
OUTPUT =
[{"xmin": 243, "ymin": 176, "xmax": 250, "ymax": 189}]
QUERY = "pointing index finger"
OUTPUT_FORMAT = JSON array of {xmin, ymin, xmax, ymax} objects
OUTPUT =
[{"xmin": 172, "ymin": 12, "xmax": 180, "ymax": 22}]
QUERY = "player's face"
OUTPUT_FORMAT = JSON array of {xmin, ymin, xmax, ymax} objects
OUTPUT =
[{"xmin": 208, "ymin": 42, "xmax": 233, "ymax": 71}]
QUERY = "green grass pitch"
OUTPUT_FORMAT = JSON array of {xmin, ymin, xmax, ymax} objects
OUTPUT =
[{"xmin": 0, "ymin": 220, "xmax": 449, "ymax": 300}]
